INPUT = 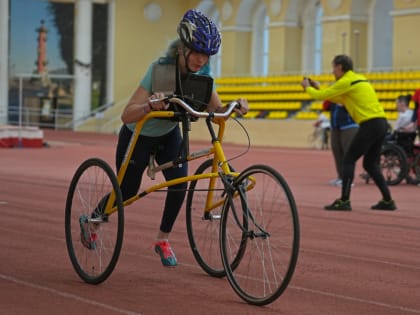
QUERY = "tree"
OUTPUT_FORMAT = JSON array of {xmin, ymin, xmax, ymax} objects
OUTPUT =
[
  {"xmin": 47, "ymin": 3, "xmax": 74, "ymax": 74},
  {"xmin": 47, "ymin": 2, "xmax": 108, "ymax": 108}
]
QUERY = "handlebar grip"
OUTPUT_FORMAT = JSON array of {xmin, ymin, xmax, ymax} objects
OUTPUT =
[{"xmin": 149, "ymin": 96, "xmax": 170, "ymax": 104}]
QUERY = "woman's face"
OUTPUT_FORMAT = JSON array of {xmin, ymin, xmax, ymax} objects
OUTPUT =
[{"xmin": 179, "ymin": 48, "xmax": 209, "ymax": 73}]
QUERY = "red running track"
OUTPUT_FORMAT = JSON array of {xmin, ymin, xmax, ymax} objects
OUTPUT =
[{"xmin": 0, "ymin": 129, "xmax": 419, "ymax": 315}]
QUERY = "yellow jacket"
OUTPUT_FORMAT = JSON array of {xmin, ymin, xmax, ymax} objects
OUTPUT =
[{"xmin": 305, "ymin": 70, "xmax": 386, "ymax": 124}]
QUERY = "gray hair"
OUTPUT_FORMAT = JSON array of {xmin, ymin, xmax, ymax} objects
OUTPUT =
[{"xmin": 166, "ymin": 39, "xmax": 183, "ymax": 58}]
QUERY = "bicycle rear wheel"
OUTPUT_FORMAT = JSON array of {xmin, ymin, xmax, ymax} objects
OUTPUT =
[
  {"xmin": 380, "ymin": 143, "xmax": 407, "ymax": 185},
  {"xmin": 65, "ymin": 158, "xmax": 124, "ymax": 284},
  {"xmin": 220, "ymin": 164, "xmax": 300, "ymax": 306},
  {"xmin": 186, "ymin": 159, "xmax": 242, "ymax": 277}
]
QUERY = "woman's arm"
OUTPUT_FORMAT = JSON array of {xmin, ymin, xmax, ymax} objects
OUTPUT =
[
  {"xmin": 207, "ymin": 90, "xmax": 248, "ymax": 115},
  {"xmin": 207, "ymin": 90, "xmax": 224, "ymax": 112},
  {"xmin": 121, "ymin": 86, "xmax": 151, "ymax": 124},
  {"xmin": 121, "ymin": 86, "xmax": 167, "ymax": 124}
]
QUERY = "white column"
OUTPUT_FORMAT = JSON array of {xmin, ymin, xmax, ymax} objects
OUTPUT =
[
  {"xmin": 0, "ymin": 0, "xmax": 9, "ymax": 124},
  {"xmin": 106, "ymin": 0, "xmax": 115, "ymax": 105},
  {"xmin": 73, "ymin": 0, "xmax": 93, "ymax": 127}
]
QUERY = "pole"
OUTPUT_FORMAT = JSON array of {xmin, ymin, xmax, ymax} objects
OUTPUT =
[
  {"xmin": 341, "ymin": 32, "xmax": 347, "ymax": 54},
  {"xmin": 106, "ymin": 0, "xmax": 115, "ymax": 105},
  {"xmin": 73, "ymin": 0, "xmax": 93, "ymax": 128},
  {"xmin": 0, "ymin": 0, "xmax": 10, "ymax": 124},
  {"xmin": 353, "ymin": 29, "xmax": 360, "ymax": 70},
  {"xmin": 18, "ymin": 76, "xmax": 23, "ymax": 147}
]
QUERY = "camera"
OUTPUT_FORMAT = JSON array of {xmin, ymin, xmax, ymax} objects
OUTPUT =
[
  {"xmin": 304, "ymin": 77, "xmax": 314, "ymax": 83},
  {"xmin": 304, "ymin": 77, "xmax": 317, "ymax": 88}
]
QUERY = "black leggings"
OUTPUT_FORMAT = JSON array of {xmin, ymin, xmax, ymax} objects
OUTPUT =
[
  {"xmin": 341, "ymin": 118, "xmax": 391, "ymax": 201},
  {"xmin": 116, "ymin": 125, "xmax": 188, "ymax": 233}
]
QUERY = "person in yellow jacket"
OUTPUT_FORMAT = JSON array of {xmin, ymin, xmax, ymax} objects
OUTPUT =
[{"xmin": 301, "ymin": 54, "xmax": 396, "ymax": 211}]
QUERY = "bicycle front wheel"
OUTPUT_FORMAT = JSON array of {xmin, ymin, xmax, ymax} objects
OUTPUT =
[
  {"xmin": 186, "ymin": 159, "xmax": 240, "ymax": 277},
  {"xmin": 65, "ymin": 158, "xmax": 124, "ymax": 284},
  {"xmin": 220, "ymin": 164, "xmax": 300, "ymax": 306}
]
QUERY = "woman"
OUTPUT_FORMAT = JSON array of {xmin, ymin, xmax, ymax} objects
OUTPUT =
[{"xmin": 106, "ymin": 9, "xmax": 247, "ymax": 267}]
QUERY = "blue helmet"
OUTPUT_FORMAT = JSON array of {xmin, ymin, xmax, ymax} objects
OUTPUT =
[{"xmin": 177, "ymin": 9, "xmax": 221, "ymax": 56}]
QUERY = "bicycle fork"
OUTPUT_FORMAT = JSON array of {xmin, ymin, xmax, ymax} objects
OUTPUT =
[{"xmin": 220, "ymin": 173, "xmax": 270, "ymax": 240}]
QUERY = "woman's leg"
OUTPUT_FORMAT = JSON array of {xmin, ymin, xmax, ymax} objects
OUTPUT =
[
  {"xmin": 153, "ymin": 127, "xmax": 187, "ymax": 267},
  {"xmin": 116, "ymin": 125, "xmax": 155, "ymax": 201},
  {"xmin": 91, "ymin": 125, "xmax": 150, "ymax": 217},
  {"xmin": 155, "ymin": 126, "xmax": 188, "ymax": 234}
]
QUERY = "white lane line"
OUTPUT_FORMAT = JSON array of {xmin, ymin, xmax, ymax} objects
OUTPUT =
[
  {"xmin": 0, "ymin": 274, "xmax": 142, "ymax": 315},
  {"xmin": 301, "ymin": 248, "xmax": 420, "ymax": 270},
  {"xmin": 290, "ymin": 285, "xmax": 420, "ymax": 314},
  {"xmin": 2, "ymin": 224, "xmax": 419, "ymax": 313}
]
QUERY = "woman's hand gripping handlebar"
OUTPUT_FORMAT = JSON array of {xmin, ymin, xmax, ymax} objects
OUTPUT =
[{"xmin": 149, "ymin": 96, "xmax": 243, "ymax": 119}]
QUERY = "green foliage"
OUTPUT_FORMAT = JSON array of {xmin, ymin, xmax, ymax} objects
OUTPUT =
[{"xmin": 47, "ymin": 3, "xmax": 108, "ymax": 108}]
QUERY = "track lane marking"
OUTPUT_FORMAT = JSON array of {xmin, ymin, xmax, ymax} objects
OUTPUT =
[{"xmin": 0, "ymin": 274, "xmax": 142, "ymax": 315}]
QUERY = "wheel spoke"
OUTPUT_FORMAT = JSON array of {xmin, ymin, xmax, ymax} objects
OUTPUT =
[
  {"xmin": 65, "ymin": 158, "xmax": 124, "ymax": 284},
  {"xmin": 220, "ymin": 164, "xmax": 299, "ymax": 306}
]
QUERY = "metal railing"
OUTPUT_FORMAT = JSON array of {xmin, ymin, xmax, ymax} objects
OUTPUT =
[
  {"xmin": 8, "ymin": 73, "xmax": 115, "ymax": 131},
  {"xmin": 8, "ymin": 73, "xmax": 74, "ymax": 129}
]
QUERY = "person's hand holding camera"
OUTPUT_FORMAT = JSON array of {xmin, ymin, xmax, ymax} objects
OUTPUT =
[{"xmin": 301, "ymin": 77, "xmax": 320, "ymax": 90}]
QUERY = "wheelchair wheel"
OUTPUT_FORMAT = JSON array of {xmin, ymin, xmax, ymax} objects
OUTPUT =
[
  {"xmin": 406, "ymin": 152, "xmax": 420, "ymax": 184},
  {"xmin": 380, "ymin": 143, "xmax": 408, "ymax": 185}
]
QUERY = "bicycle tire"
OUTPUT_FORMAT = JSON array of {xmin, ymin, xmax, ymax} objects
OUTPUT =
[
  {"xmin": 186, "ymin": 159, "xmax": 244, "ymax": 277},
  {"xmin": 65, "ymin": 158, "xmax": 124, "ymax": 284},
  {"xmin": 380, "ymin": 143, "xmax": 408, "ymax": 185},
  {"xmin": 220, "ymin": 164, "xmax": 300, "ymax": 306}
]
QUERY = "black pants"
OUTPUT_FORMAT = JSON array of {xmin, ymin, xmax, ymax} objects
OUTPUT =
[
  {"xmin": 116, "ymin": 125, "xmax": 188, "ymax": 233},
  {"xmin": 341, "ymin": 118, "xmax": 391, "ymax": 201}
]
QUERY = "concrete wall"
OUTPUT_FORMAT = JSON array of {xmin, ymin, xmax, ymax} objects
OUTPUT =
[{"xmin": 189, "ymin": 119, "xmax": 316, "ymax": 148}]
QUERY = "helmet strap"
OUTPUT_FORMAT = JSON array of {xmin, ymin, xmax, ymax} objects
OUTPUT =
[
  {"xmin": 181, "ymin": 46, "xmax": 194, "ymax": 73},
  {"xmin": 180, "ymin": 45, "xmax": 210, "ymax": 74}
]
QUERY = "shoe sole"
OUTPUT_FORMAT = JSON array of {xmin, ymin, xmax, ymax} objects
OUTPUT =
[{"xmin": 324, "ymin": 207, "xmax": 352, "ymax": 211}]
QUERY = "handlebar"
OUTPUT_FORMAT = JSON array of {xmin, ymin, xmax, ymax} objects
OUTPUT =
[{"xmin": 149, "ymin": 96, "xmax": 241, "ymax": 119}]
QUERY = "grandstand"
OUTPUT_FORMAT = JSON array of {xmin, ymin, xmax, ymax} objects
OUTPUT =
[
  {"xmin": 77, "ymin": 70, "xmax": 420, "ymax": 135},
  {"xmin": 216, "ymin": 71, "xmax": 420, "ymax": 121}
]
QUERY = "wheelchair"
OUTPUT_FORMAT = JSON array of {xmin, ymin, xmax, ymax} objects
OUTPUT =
[{"xmin": 362, "ymin": 131, "xmax": 420, "ymax": 186}]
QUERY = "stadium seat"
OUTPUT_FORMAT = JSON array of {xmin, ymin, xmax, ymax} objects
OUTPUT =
[{"xmin": 215, "ymin": 70, "xmax": 420, "ymax": 120}]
